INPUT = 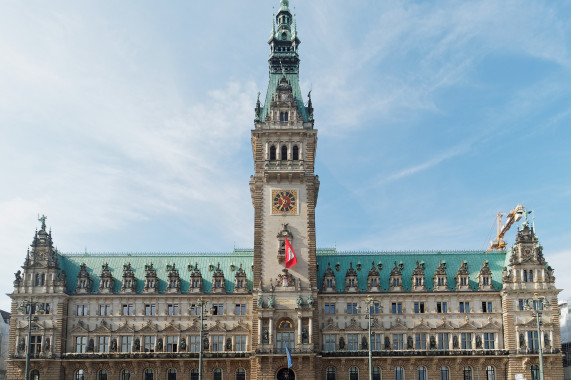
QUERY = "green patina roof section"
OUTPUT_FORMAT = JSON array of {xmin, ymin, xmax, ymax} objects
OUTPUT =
[
  {"xmin": 261, "ymin": 73, "xmax": 309, "ymax": 122},
  {"xmin": 59, "ymin": 250, "xmax": 253, "ymax": 294},
  {"xmin": 316, "ymin": 250, "xmax": 507, "ymax": 293}
]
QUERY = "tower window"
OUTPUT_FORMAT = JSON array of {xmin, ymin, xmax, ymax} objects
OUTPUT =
[
  {"xmin": 280, "ymin": 111, "xmax": 289, "ymax": 121},
  {"xmin": 270, "ymin": 146, "xmax": 276, "ymax": 161},
  {"xmin": 281, "ymin": 145, "xmax": 288, "ymax": 160},
  {"xmin": 282, "ymin": 32, "xmax": 287, "ymax": 40},
  {"xmin": 292, "ymin": 145, "xmax": 299, "ymax": 160}
]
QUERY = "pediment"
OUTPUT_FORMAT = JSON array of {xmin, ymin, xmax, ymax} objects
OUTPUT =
[
  {"xmin": 458, "ymin": 320, "xmax": 477, "ymax": 330},
  {"xmin": 208, "ymin": 321, "xmax": 227, "ymax": 333},
  {"xmin": 230, "ymin": 323, "xmax": 250, "ymax": 333},
  {"xmin": 414, "ymin": 321, "xmax": 432, "ymax": 330},
  {"xmin": 115, "ymin": 322, "xmax": 135, "ymax": 334},
  {"xmin": 161, "ymin": 323, "xmax": 181, "ymax": 334},
  {"xmin": 183, "ymin": 320, "xmax": 200, "ymax": 332},
  {"xmin": 389, "ymin": 320, "xmax": 409, "ymax": 331},
  {"xmin": 345, "ymin": 318, "xmax": 363, "ymax": 331},
  {"xmin": 371, "ymin": 318, "xmax": 384, "ymax": 330},
  {"xmin": 92, "ymin": 322, "xmax": 112, "ymax": 334},
  {"xmin": 138, "ymin": 321, "xmax": 158, "ymax": 333},
  {"xmin": 481, "ymin": 321, "xmax": 499, "ymax": 330},
  {"xmin": 70, "ymin": 322, "xmax": 89, "ymax": 334},
  {"xmin": 435, "ymin": 321, "xmax": 456, "ymax": 330},
  {"xmin": 323, "ymin": 322, "xmax": 341, "ymax": 332}
]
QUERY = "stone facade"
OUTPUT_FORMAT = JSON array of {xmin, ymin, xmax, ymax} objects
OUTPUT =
[
  {"xmin": 0, "ymin": 310, "xmax": 9, "ymax": 380},
  {"xmin": 7, "ymin": 1, "xmax": 564, "ymax": 380}
]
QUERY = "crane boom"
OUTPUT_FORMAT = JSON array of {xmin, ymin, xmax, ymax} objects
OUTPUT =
[{"xmin": 487, "ymin": 204, "xmax": 525, "ymax": 251}]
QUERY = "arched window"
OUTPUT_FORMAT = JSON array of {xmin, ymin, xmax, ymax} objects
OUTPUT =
[
  {"xmin": 277, "ymin": 319, "xmax": 294, "ymax": 353},
  {"xmin": 292, "ymin": 145, "xmax": 299, "ymax": 160},
  {"xmin": 120, "ymin": 369, "xmax": 130, "ymax": 380},
  {"xmin": 270, "ymin": 146, "xmax": 276, "ymax": 161},
  {"xmin": 440, "ymin": 367, "xmax": 449, "ymax": 380},
  {"xmin": 214, "ymin": 368, "xmax": 223, "ymax": 380},
  {"xmin": 190, "ymin": 369, "xmax": 199, "ymax": 380},
  {"xmin": 75, "ymin": 370, "xmax": 85, "ymax": 380},
  {"xmin": 144, "ymin": 369, "xmax": 154, "ymax": 380},
  {"xmin": 395, "ymin": 367, "xmax": 404, "ymax": 380},
  {"xmin": 326, "ymin": 367, "xmax": 336, "ymax": 380},
  {"xmin": 98, "ymin": 370, "xmax": 108, "ymax": 380},
  {"xmin": 486, "ymin": 366, "xmax": 495, "ymax": 380},
  {"xmin": 417, "ymin": 366, "xmax": 427, "ymax": 380},
  {"xmin": 349, "ymin": 366, "xmax": 358, "ymax": 380},
  {"xmin": 373, "ymin": 367, "xmax": 381, "ymax": 380},
  {"xmin": 531, "ymin": 365, "xmax": 540, "ymax": 380},
  {"xmin": 236, "ymin": 368, "xmax": 246, "ymax": 380},
  {"xmin": 30, "ymin": 370, "xmax": 40, "ymax": 380},
  {"xmin": 281, "ymin": 145, "xmax": 288, "ymax": 160},
  {"xmin": 167, "ymin": 369, "xmax": 176, "ymax": 380},
  {"xmin": 463, "ymin": 367, "xmax": 472, "ymax": 380},
  {"xmin": 35, "ymin": 274, "xmax": 40, "ymax": 286}
]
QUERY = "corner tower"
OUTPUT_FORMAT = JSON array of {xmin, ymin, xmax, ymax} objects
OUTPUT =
[{"xmin": 251, "ymin": 0, "xmax": 318, "ymax": 292}]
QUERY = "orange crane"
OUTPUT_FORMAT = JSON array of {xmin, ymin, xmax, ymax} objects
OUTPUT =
[{"xmin": 487, "ymin": 204, "xmax": 525, "ymax": 251}]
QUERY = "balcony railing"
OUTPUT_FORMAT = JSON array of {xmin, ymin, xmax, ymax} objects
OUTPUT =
[
  {"xmin": 58, "ymin": 351, "xmax": 251, "ymax": 360},
  {"xmin": 320, "ymin": 349, "xmax": 509, "ymax": 357}
]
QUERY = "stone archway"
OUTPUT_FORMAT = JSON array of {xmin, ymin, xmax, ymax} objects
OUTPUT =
[{"xmin": 276, "ymin": 368, "xmax": 295, "ymax": 380}]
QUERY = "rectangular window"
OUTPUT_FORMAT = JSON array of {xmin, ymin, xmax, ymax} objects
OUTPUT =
[
  {"xmin": 415, "ymin": 333, "xmax": 427, "ymax": 349},
  {"xmin": 189, "ymin": 336, "xmax": 200, "ymax": 352},
  {"xmin": 392, "ymin": 334, "xmax": 404, "ymax": 350},
  {"xmin": 484, "ymin": 333, "xmax": 495, "ymax": 349},
  {"xmin": 324, "ymin": 303, "xmax": 336, "ymax": 315},
  {"xmin": 212, "ymin": 304, "xmax": 223, "ymax": 315},
  {"xmin": 122, "ymin": 304, "xmax": 134, "ymax": 316},
  {"xmin": 391, "ymin": 302, "xmax": 402, "ymax": 314},
  {"xmin": 75, "ymin": 336, "xmax": 87, "ymax": 353},
  {"xmin": 145, "ymin": 304, "xmax": 156, "ymax": 316},
  {"xmin": 438, "ymin": 333, "xmax": 449, "ymax": 350},
  {"xmin": 532, "ymin": 300, "xmax": 544, "ymax": 311},
  {"xmin": 482, "ymin": 301, "xmax": 493, "ymax": 313},
  {"xmin": 76, "ymin": 305, "xmax": 88, "ymax": 316},
  {"xmin": 519, "ymin": 299, "xmax": 525, "ymax": 311},
  {"xmin": 370, "ymin": 302, "xmax": 381, "ymax": 314},
  {"xmin": 347, "ymin": 334, "xmax": 359, "ymax": 350},
  {"xmin": 371, "ymin": 333, "xmax": 382, "ymax": 350},
  {"xmin": 437, "ymin": 302, "xmax": 448, "ymax": 313},
  {"xmin": 44, "ymin": 303, "xmax": 51, "ymax": 314},
  {"xmin": 167, "ymin": 304, "xmax": 179, "ymax": 316},
  {"xmin": 324, "ymin": 334, "xmax": 336, "ymax": 351},
  {"xmin": 121, "ymin": 336, "xmax": 132, "ymax": 353},
  {"xmin": 190, "ymin": 304, "xmax": 202, "ymax": 315},
  {"xmin": 235, "ymin": 304, "xmax": 246, "ymax": 315},
  {"xmin": 528, "ymin": 331, "xmax": 539, "ymax": 351},
  {"xmin": 99, "ymin": 304, "xmax": 111, "ymax": 316},
  {"xmin": 30, "ymin": 335, "xmax": 42, "ymax": 355},
  {"xmin": 212, "ymin": 335, "xmax": 224, "ymax": 352},
  {"xmin": 144, "ymin": 336, "xmax": 155, "ymax": 352},
  {"xmin": 98, "ymin": 336, "xmax": 109, "ymax": 353},
  {"xmin": 459, "ymin": 301, "xmax": 470, "ymax": 313},
  {"xmin": 461, "ymin": 333, "xmax": 472, "ymax": 349},
  {"xmin": 235, "ymin": 335, "xmax": 247, "ymax": 351},
  {"xmin": 346, "ymin": 303, "xmax": 357, "ymax": 314},
  {"xmin": 166, "ymin": 336, "xmax": 178, "ymax": 352},
  {"xmin": 414, "ymin": 302, "xmax": 425, "ymax": 313}
]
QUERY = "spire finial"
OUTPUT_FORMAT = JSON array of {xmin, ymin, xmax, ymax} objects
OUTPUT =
[{"xmin": 38, "ymin": 214, "xmax": 47, "ymax": 230}]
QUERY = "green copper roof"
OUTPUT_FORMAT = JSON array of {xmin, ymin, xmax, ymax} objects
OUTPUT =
[
  {"xmin": 59, "ymin": 250, "xmax": 253, "ymax": 294},
  {"xmin": 260, "ymin": 73, "xmax": 309, "ymax": 122},
  {"xmin": 316, "ymin": 250, "xmax": 507, "ymax": 292}
]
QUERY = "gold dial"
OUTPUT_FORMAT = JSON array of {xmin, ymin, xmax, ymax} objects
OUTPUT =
[{"xmin": 272, "ymin": 190, "xmax": 297, "ymax": 214}]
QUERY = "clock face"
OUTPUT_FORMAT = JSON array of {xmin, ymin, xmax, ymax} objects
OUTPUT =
[{"xmin": 272, "ymin": 190, "xmax": 297, "ymax": 214}]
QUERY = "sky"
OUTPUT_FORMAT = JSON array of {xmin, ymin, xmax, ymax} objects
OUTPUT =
[{"xmin": 1, "ymin": 0, "xmax": 570, "ymax": 312}]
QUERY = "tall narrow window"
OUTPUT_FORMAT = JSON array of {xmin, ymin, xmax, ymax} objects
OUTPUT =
[
  {"xmin": 190, "ymin": 369, "xmax": 199, "ymax": 380},
  {"xmin": 417, "ymin": 366, "xmax": 427, "ymax": 380},
  {"xmin": 144, "ymin": 369, "xmax": 153, "ymax": 380},
  {"xmin": 121, "ymin": 370, "xmax": 130, "ymax": 380},
  {"xmin": 440, "ymin": 367, "xmax": 450, "ymax": 380},
  {"xmin": 98, "ymin": 370, "xmax": 108, "ymax": 380},
  {"xmin": 349, "ymin": 367, "xmax": 359, "ymax": 380},
  {"xmin": 214, "ymin": 368, "xmax": 223, "ymax": 380},
  {"xmin": 167, "ymin": 369, "xmax": 176, "ymax": 380},
  {"xmin": 30, "ymin": 370, "xmax": 40, "ymax": 380},
  {"xmin": 281, "ymin": 145, "xmax": 288, "ymax": 160},
  {"xmin": 395, "ymin": 367, "xmax": 405, "ymax": 380},
  {"xmin": 326, "ymin": 367, "xmax": 336, "ymax": 380},
  {"xmin": 486, "ymin": 366, "xmax": 495, "ymax": 380},
  {"xmin": 463, "ymin": 367, "xmax": 473, "ymax": 380},
  {"xmin": 531, "ymin": 365, "xmax": 540, "ymax": 380},
  {"xmin": 292, "ymin": 145, "xmax": 299, "ymax": 160},
  {"xmin": 270, "ymin": 146, "xmax": 277, "ymax": 161},
  {"xmin": 236, "ymin": 368, "xmax": 246, "ymax": 380},
  {"xmin": 372, "ymin": 367, "xmax": 381, "ymax": 380},
  {"xmin": 75, "ymin": 370, "xmax": 85, "ymax": 380}
]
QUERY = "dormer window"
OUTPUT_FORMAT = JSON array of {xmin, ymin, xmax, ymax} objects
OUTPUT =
[
  {"xmin": 144, "ymin": 263, "xmax": 158, "ymax": 294},
  {"xmin": 292, "ymin": 145, "xmax": 299, "ymax": 160},
  {"xmin": 478, "ymin": 260, "xmax": 493, "ymax": 291},
  {"xmin": 322, "ymin": 263, "xmax": 336, "ymax": 293},
  {"xmin": 234, "ymin": 264, "xmax": 248, "ymax": 294},
  {"xmin": 167, "ymin": 264, "xmax": 181, "ymax": 294},
  {"xmin": 189, "ymin": 263, "xmax": 203, "ymax": 293},
  {"xmin": 366, "ymin": 261, "xmax": 381, "ymax": 292},
  {"xmin": 344, "ymin": 262, "xmax": 359, "ymax": 293},
  {"xmin": 99, "ymin": 263, "xmax": 115, "ymax": 294},
  {"xmin": 433, "ymin": 261, "xmax": 449, "ymax": 292},
  {"xmin": 411, "ymin": 261, "xmax": 426, "ymax": 292},
  {"xmin": 76, "ymin": 263, "xmax": 92, "ymax": 294},
  {"xmin": 455, "ymin": 261, "xmax": 470, "ymax": 291},
  {"xmin": 211, "ymin": 263, "xmax": 226, "ymax": 294},
  {"xmin": 389, "ymin": 261, "xmax": 404, "ymax": 292}
]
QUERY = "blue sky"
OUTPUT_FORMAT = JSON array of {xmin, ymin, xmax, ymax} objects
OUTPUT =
[{"xmin": 1, "ymin": 0, "xmax": 570, "ymax": 311}]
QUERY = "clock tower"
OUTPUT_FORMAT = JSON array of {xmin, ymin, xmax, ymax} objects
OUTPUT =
[{"xmin": 250, "ymin": 0, "xmax": 318, "ymax": 293}]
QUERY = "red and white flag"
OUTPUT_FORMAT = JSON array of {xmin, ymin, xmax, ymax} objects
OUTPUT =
[{"xmin": 285, "ymin": 238, "xmax": 297, "ymax": 268}]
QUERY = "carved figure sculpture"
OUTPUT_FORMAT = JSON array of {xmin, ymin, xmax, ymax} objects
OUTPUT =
[
  {"xmin": 268, "ymin": 296, "xmax": 275, "ymax": 308},
  {"xmin": 296, "ymin": 295, "xmax": 303, "ymax": 308},
  {"xmin": 14, "ymin": 270, "xmax": 22, "ymax": 282},
  {"xmin": 257, "ymin": 297, "xmax": 264, "ymax": 308},
  {"xmin": 157, "ymin": 338, "xmax": 163, "ymax": 351},
  {"xmin": 307, "ymin": 295, "xmax": 314, "ymax": 308},
  {"xmin": 384, "ymin": 336, "xmax": 391, "ymax": 349},
  {"xmin": 43, "ymin": 337, "xmax": 50, "ymax": 352},
  {"xmin": 362, "ymin": 336, "xmax": 368, "ymax": 349},
  {"xmin": 87, "ymin": 339, "xmax": 95, "ymax": 352},
  {"xmin": 226, "ymin": 338, "xmax": 232, "ymax": 351},
  {"xmin": 430, "ymin": 335, "xmax": 436, "ymax": 349},
  {"xmin": 134, "ymin": 338, "xmax": 141, "ymax": 351},
  {"xmin": 203, "ymin": 337, "xmax": 209, "ymax": 350},
  {"xmin": 263, "ymin": 329, "xmax": 269, "ymax": 344},
  {"xmin": 18, "ymin": 340, "xmax": 25, "ymax": 352},
  {"xmin": 453, "ymin": 335, "xmax": 459, "ymax": 349},
  {"xmin": 302, "ymin": 327, "xmax": 308, "ymax": 344},
  {"xmin": 111, "ymin": 338, "xmax": 118, "ymax": 352},
  {"xmin": 339, "ymin": 337, "xmax": 345, "ymax": 350},
  {"xmin": 407, "ymin": 335, "xmax": 413, "ymax": 349},
  {"xmin": 519, "ymin": 333, "xmax": 526, "ymax": 349},
  {"xmin": 475, "ymin": 334, "xmax": 482, "ymax": 349}
]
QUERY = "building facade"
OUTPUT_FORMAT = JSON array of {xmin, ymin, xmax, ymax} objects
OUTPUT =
[
  {"xmin": 559, "ymin": 302, "xmax": 571, "ymax": 379},
  {"xmin": 0, "ymin": 310, "xmax": 10, "ymax": 380},
  {"xmin": 7, "ymin": 1, "xmax": 564, "ymax": 379}
]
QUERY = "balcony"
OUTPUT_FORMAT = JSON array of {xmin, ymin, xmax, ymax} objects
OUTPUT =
[
  {"xmin": 60, "ymin": 351, "xmax": 251, "ymax": 360},
  {"xmin": 320, "ymin": 349, "xmax": 509, "ymax": 357}
]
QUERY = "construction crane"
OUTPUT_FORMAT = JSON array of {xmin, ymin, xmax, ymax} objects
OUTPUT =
[{"xmin": 487, "ymin": 204, "xmax": 525, "ymax": 251}]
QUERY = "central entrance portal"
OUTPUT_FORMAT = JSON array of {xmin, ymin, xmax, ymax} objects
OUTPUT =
[{"xmin": 276, "ymin": 368, "xmax": 295, "ymax": 380}]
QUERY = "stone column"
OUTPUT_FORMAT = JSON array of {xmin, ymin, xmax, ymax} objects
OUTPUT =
[
  {"xmin": 308, "ymin": 317, "xmax": 313, "ymax": 344},
  {"xmin": 258, "ymin": 316, "xmax": 263, "ymax": 345},
  {"xmin": 269, "ymin": 317, "xmax": 274, "ymax": 345},
  {"xmin": 297, "ymin": 315, "xmax": 302, "ymax": 344}
]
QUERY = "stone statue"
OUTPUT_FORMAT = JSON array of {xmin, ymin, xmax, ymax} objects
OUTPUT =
[
  {"xmin": 361, "ymin": 335, "xmax": 368, "ymax": 349},
  {"xmin": 544, "ymin": 333, "xmax": 550, "ymax": 347},
  {"xmin": 134, "ymin": 338, "xmax": 141, "ymax": 351},
  {"xmin": 203, "ymin": 337, "xmax": 209, "ymax": 350},
  {"xmin": 43, "ymin": 337, "xmax": 50, "ymax": 352},
  {"xmin": 226, "ymin": 338, "xmax": 232, "ymax": 351},
  {"xmin": 430, "ymin": 335, "xmax": 436, "ymax": 349},
  {"xmin": 111, "ymin": 338, "xmax": 118, "ymax": 352},
  {"xmin": 263, "ymin": 329, "xmax": 269, "ymax": 344},
  {"xmin": 307, "ymin": 295, "xmax": 314, "ymax": 308},
  {"xmin": 302, "ymin": 327, "xmax": 308, "ymax": 344},
  {"xmin": 339, "ymin": 337, "xmax": 345, "ymax": 350},
  {"xmin": 87, "ymin": 339, "xmax": 95, "ymax": 352},
  {"xmin": 296, "ymin": 295, "xmax": 303, "ymax": 308},
  {"xmin": 475, "ymin": 334, "xmax": 482, "ymax": 349},
  {"xmin": 157, "ymin": 338, "xmax": 163, "ymax": 351},
  {"xmin": 384, "ymin": 336, "xmax": 391, "ymax": 349},
  {"xmin": 519, "ymin": 333, "xmax": 526, "ymax": 348},
  {"xmin": 257, "ymin": 297, "xmax": 264, "ymax": 308},
  {"xmin": 14, "ymin": 270, "xmax": 22, "ymax": 282},
  {"xmin": 407, "ymin": 335, "xmax": 413, "ymax": 349},
  {"xmin": 268, "ymin": 296, "xmax": 275, "ymax": 308},
  {"xmin": 18, "ymin": 339, "xmax": 25, "ymax": 352},
  {"xmin": 180, "ymin": 338, "xmax": 186, "ymax": 351},
  {"xmin": 453, "ymin": 335, "xmax": 459, "ymax": 349}
]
